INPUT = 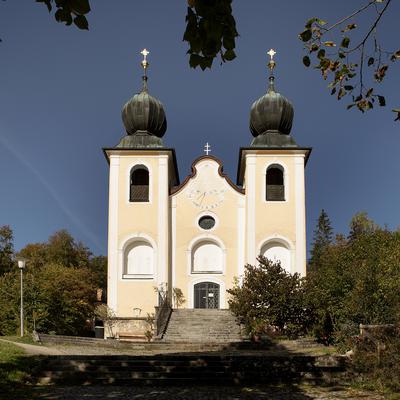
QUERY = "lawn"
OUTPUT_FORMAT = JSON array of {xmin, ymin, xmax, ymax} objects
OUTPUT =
[{"xmin": 0, "ymin": 340, "xmax": 38, "ymax": 400}]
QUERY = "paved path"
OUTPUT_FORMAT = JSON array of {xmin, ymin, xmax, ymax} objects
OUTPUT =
[
  {"xmin": 30, "ymin": 385, "xmax": 384, "ymax": 399},
  {"xmin": 0, "ymin": 338, "xmax": 65, "ymax": 355}
]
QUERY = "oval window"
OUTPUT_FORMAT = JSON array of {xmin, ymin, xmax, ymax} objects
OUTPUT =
[{"xmin": 198, "ymin": 216, "xmax": 216, "ymax": 230}]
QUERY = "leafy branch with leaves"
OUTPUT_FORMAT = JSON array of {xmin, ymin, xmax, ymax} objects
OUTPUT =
[
  {"xmin": 299, "ymin": 0, "xmax": 399, "ymax": 121},
  {"xmin": 183, "ymin": 0, "xmax": 238, "ymax": 70},
  {"xmin": 37, "ymin": 0, "xmax": 91, "ymax": 30}
]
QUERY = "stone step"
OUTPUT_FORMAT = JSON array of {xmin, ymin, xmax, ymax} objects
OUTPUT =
[
  {"xmin": 162, "ymin": 309, "xmax": 242, "ymax": 343},
  {"xmin": 34, "ymin": 354, "xmax": 350, "ymax": 386}
]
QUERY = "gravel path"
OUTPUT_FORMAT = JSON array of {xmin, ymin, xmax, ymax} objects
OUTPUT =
[
  {"xmin": 0, "ymin": 338, "xmax": 65, "ymax": 355},
  {"xmin": 30, "ymin": 385, "xmax": 384, "ymax": 399}
]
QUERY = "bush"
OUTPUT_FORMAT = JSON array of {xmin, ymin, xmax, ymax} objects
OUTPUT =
[
  {"xmin": 228, "ymin": 257, "xmax": 312, "ymax": 338},
  {"xmin": 352, "ymin": 327, "xmax": 400, "ymax": 393}
]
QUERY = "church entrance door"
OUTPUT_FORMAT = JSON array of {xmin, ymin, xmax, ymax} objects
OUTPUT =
[{"xmin": 194, "ymin": 282, "xmax": 220, "ymax": 309}]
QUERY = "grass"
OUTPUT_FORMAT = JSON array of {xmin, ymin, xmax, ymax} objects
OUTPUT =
[
  {"xmin": 0, "ymin": 340, "xmax": 39, "ymax": 400},
  {"xmin": 1, "ymin": 335, "xmax": 38, "ymax": 345}
]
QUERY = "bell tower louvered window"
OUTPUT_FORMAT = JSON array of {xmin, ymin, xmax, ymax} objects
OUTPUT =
[
  {"xmin": 266, "ymin": 166, "xmax": 284, "ymax": 201},
  {"xmin": 130, "ymin": 166, "xmax": 149, "ymax": 202}
]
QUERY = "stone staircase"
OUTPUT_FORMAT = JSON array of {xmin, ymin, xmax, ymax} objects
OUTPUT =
[
  {"xmin": 34, "ymin": 353, "xmax": 350, "ymax": 386},
  {"xmin": 162, "ymin": 309, "xmax": 242, "ymax": 343}
]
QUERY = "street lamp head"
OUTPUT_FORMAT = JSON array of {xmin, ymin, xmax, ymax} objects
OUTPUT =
[{"xmin": 16, "ymin": 257, "xmax": 27, "ymax": 270}]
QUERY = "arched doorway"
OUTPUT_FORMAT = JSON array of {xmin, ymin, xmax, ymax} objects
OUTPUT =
[{"xmin": 194, "ymin": 282, "xmax": 220, "ymax": 309}]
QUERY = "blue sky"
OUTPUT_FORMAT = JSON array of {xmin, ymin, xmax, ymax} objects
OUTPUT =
[{"xmin": 1, "ymin": 1, "xmax": 399, "ymax": 256}]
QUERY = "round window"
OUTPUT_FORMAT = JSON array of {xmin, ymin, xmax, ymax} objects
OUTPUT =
[{"xmin": 198, "ymin": 216, "xmax": 216, "ymax": 230}]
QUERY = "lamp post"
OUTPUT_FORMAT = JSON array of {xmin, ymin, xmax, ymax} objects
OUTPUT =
[{"xmin": 16, "ymin": 257, "xmax": 26, "ymax": 337}]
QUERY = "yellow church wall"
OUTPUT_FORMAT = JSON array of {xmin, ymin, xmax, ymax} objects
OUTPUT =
[
  {"xmin": 106, "ymin": 151, "xmax": 173, "ymax": 317},
  {"xmin": 253, "ymin": 156, "xmax": 297, "ymax": 248},
  {"xmin": 171, "ymin": 158, "xmax": 245, "ymax": 309}
]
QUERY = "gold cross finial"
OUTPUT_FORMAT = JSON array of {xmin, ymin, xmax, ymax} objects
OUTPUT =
[
  {"xmin": 140, "ymin": 48, "xmax": 150, "ymax": 71},
  {"xmin": 267, "ymin": 48, "xmax": 276, "ymax": 73},
  {"xmin": 267, "ymin": 48, "xmax": 276, "ymax": 61}
]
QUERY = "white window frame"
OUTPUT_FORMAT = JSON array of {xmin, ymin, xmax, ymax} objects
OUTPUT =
[
  {"xmin": 126, "ymin": 161, "xmax": 153, "ymax": 205},
  {"xmin": 119, "ymin": 233, "xmax": 157, "ymax": 280},
  {"xmin": 263, "ymin": 161, "xmax": 289, "ymax": 204}
]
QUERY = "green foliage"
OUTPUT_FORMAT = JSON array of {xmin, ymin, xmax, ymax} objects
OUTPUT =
[
  {"xmin": 0, "ymin": 226, "xmax": 14, "ymax": 276},
  {"xmin": 173, "ymin": 287, "xmax": 186, "ymax": 308},
  {"xmin": 348, "ymin": 211, "xmax": 378, "ymax": 241},
  {"xmin": 88, "ymin": 255, "xmax": 107, "ymax": 292},
  {"xmin": 307, "ymin": 217, "xmax": 400, "ymax": 345},
  {"xmin": 299, "ymin": 0, "xmax": 399, "ymax": 121},
  {"xmin": 228, "ymin": 257, "xmax": 311, "ymax": 338},
  {"xmin": 0, "ymin": 228, "xmax": 105, "ymax": 336},
  {"xmin": 0, "ymin": 263, "xmax": 97, "ymax": 336},
  {"xmin": 352, "ymin": 328, "xmax": 400, "ymax": 393},
  {"xmin": 0, "ymin": 340, "xmax": 38, "ymax": 396},
  {"xmin": 37, "ymin": 0, "xmax": 91, "ymax": 30},
  {"xmin": 184, "ymin": 0, "xmax": 239, "ymax": 70},
  {"xmin": 309, "ymin": 209, "xmax": 333, "ymax": 271}
]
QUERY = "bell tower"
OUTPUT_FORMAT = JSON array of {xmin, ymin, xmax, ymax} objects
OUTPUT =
[
  {"xmin": 237, "ymin": 49, "xmax": 311, "ymax": 276},
  {"xmin": 104, "ymin": 50, "xmax": 179, "ymax": 317}
]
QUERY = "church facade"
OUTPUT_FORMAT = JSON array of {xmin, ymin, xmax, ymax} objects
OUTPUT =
[{"xmin": 104, "ymin": 50, "xmax": 311, "ymax": 320}]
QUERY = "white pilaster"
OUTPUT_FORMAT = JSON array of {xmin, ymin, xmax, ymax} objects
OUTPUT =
[
  {"xmin": 237, "ymin": 197, "xmax": 246, "ymax": 278},
  {"xmin": 108, "ymin": 155, "xmax": 120, "ymax": 312},
  {"xmin": 157, "ymin": 156, "xmax": 168, "ymax": 285},
  {"xmin": 171, "ymin": 196, "xmax": 177, "ymax": 290},
  {"xmin": 246, "ymin": 155, "xmax": 257, "ymax": 265},
  {"xmin": 294, "ymin": 155, "xmax": 306, "ymax": 276}
]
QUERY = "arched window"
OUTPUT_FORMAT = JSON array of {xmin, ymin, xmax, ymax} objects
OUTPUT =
[
  {"xmin": 261, "ymin": 241, "xmax": 291, "ymax": 273},
  {"xmin": 192, "ymin": 241, "xmax": 223, "ymax": 273},
  {"xmin": 130, "ymin": 166, "xmax": 149, "ymax": 202},
  {"xmin": 266, "ymin": 165, "xmax": 284, "ymax": 201},
  {"xmin": 124, "ymin": 240, "xmax": 154, "ymax": 277}
]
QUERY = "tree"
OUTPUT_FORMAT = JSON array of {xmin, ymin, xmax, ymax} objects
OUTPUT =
[
  {"xmin": 0, "ymin": 263, "xmax": 97, "ymax": 336},
  {"xmin": 0, "ymin": 225, "xmax": 14, "ymax": 276},
  {"xmin": 36, "ymin": 0, "xmax": 90, "ymax": 30},
  {"xmin": 184, "ymin": 0, "xmax": 238, "ymax": 70},
  {"xmin": 309, "ymin": 209, "xmax": 333, "ymax": 271},
  {"xmin": 306, "ymin": 214, "xmax": 400, "ymax": 342},
  {"xmin": 228, "ymin": 257, "xmax": 311, "ymax": 338},
  {"xmin": 299, "ymin": 0, "xmax": 399, "ymax": 120},
  {"xmin": 88, "ymin": 255, "xmax": 107, "ymax": 292},
  {"xmin": 4, "ymin": 1, "xmax": 398, "ymax": 119},
  {"xmin": 45, "ymin": 230, "xmax": 91, "ymax": 268},
  {"xmin": 348, "ymin": 211, "xmax": 378, "ymax": 240}
]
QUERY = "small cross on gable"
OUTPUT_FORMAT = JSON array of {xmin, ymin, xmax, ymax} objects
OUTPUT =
[{"xmin": 204, "ymin": 142, "xmax": 211, "ymax": 156}]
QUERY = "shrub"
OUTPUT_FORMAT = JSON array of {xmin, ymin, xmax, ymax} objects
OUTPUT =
[{"xmin": 228, "ymin": 257, "xmax": 312, "ymax": 338}]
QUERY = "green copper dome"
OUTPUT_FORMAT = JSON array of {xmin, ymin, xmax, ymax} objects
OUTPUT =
[
  {"xmin": 121, "ymin": 86, "xmax": 167, "ymax": 138},
  {"xmin": 250, "ymin": 76, "xmax": 294, "ymax": 136}
]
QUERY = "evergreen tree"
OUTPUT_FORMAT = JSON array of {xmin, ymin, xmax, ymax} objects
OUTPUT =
[
  {"xmin": 309, "ymin": 209, "xmax": 333, "ymax": 271},
  {"xmin": 0, "ymin": 225, "xmax": 14, "ymax": 275}
]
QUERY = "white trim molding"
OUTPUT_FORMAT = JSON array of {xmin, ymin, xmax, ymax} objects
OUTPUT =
[
  {"xmin": 157, "ymin": 156, "xmax": 169, "ymax": 285},
  {"xmin": 257, "ymin": 234, "xmax": 295, "ymax": 274},
  {"xmin": 196, "ymin": 210, "xmax": 220, "ymax": 232},
  {"xmin": 245, "ymin": 155, "xmax": 256, "ymax": 265},
  {"xmin": 294, "ymin": 155, "xmax": 307, "ymax": 276},
  {"xmin": 125, "ymin": 160, "xmax": 153, "ymax": 205},
  {"xmin": 107, "ymin": 155, "xmax": 120, "ymax": 312},
  {"xmin": 186, "ymin": 234, "xmax": 226, "ymax": 276},
  {"xmin": 262, "ymin": 160, "xmax": 289, "ymax": 204},
  {"xmin": 118, "ymin": 233, "xmax": 158, "ymax": 281}
]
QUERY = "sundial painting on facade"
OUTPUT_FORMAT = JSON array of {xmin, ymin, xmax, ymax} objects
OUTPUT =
[{"xmin": 102, "ymin": 48, "xmax": 311, "ymax": 336}]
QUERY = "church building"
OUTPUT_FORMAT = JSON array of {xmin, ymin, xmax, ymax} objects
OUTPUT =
[{"xmin": 103, "ymin": 49, "xmax": 311, "ymax": 324}]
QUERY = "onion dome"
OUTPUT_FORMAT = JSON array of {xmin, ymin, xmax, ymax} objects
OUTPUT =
[
  {"xmin": 117, "ymin": 49, "xmax": 166, "ymax": 148},
  {"xmin": 249, "ymin": 49, "xmax": 297, "ymax": 147}
]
